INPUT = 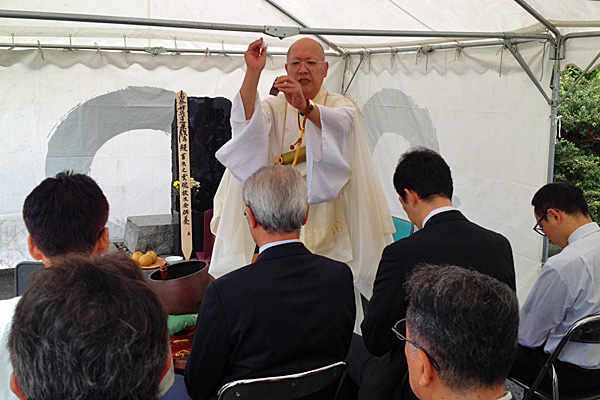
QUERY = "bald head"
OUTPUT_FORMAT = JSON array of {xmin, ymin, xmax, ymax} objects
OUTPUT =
[
  {"xmin": 285, "ymin": 38, "xmax": 329, "ymax": 100},
  {"xmin": 287, "ymin": 38, "xmax": 325, "ymax": 62}
]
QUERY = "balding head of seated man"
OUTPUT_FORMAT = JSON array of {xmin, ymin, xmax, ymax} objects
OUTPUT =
[
  {"xmin": 401, "ymin": 264, "xmax": 518, "ymax": 400},
  {"xmin": 9, "ymin": 253, "xmax": 170, "ymax": 400}
]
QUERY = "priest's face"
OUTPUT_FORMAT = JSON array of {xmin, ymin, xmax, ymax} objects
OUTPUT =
[{"xmin": 285, "ymin": 38, "xmax": 329, "ymax": 100}]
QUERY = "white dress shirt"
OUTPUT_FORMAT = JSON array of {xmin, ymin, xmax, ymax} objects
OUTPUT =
[{"xmin": 519, "ymin": 222, "xmax": 600, "ymax": 368}]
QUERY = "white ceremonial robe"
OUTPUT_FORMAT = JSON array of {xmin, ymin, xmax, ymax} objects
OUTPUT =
[{"xmin": 211, "ymin": 86, "xmax": 394, "ymax": 329}]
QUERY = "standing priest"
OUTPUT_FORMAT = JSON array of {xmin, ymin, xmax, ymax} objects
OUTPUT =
[{"xmin": 210, "ymin": 37, "xmax": 394, "ymax": 326}]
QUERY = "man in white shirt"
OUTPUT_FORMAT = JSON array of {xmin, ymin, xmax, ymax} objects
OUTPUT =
[
  {"xmin": 210, "ymin": 37, "xmax": 394, "ymax": 326},
  {"xmin": 402, "ymin": 264, "xmax": 518, "ymax": 400},
  {"xmin": 511, "ymin": 182, "xmax": 600, "ymax": 395}
]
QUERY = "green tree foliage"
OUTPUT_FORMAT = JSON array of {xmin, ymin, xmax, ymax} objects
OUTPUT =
[
  {"xmin": 554, "ymin": 139, "xmax": 600, "ymax": 222},
  {"xmin": 555, "ymin": 66, "xmax": 600, "ymax": 222},
  {"xmin": 559, "ymin": 66, "xmax": 600, "ymax": 154}
]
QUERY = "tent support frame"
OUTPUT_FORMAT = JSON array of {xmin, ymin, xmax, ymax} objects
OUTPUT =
[
  {"xmin": 558, "ymin": 48, "xmax": 600, "ymax": 104},
  {"xmin": 0, "ymin": 9, "xmax": 553, "ymax": 44},
  {"xmin": 505, "ymin": 40, "xmax": 553, "ymax": 105},
  {"xmin": 341, "ymin": 53, "xmax": 365, "ymax": 95}
]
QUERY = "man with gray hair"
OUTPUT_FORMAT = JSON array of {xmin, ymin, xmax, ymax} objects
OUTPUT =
[
  {"xmin": 400, "ymin": 264, "xmax": 518, "ymax": 400},
  {"xmin": 185, "ymin": 165, "xmax": 356, "ymax": 400}
]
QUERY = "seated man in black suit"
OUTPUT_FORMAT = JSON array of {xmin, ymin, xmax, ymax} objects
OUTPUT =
[
  {"xmin": 9, "ymin": 253, "xmax": 170, "ymax": 400},
  {"xmin": 402, "ymin": 265, "xmax": 518, "ymax": 400},
  {"xmin": 351, "ymin": 147, "xmax": 516, "ymax": 399},
  {"xmin": 184, "ymin": 165, "xmax": 356, "ymax": 400}
]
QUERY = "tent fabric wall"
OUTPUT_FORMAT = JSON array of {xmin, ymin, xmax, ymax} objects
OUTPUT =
[
  {"xmin": 0, "ymin": 47, "xmax": 344, "ymax": 265},
  {"xmin": 2, "ymin": 0, "xmax": 600, "ymax": 302},
  {"xmin": 1, "ymin": 40, "xmax": 547, "ymax": 302},
  {"xmin": 343, "ymin": 42, "xmax": 551, "ymax": 301}
]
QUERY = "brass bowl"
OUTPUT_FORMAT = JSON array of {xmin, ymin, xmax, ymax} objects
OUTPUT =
[{"xmin": 148, "ymin": 260, "xmax": 210, "ymax": 315}]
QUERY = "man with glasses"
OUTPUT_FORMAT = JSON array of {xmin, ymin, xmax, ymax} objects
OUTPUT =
[
  {"xmin": 511, "ymin": 182, "xmax": 600, "ymax": 395},
  {"xmin": 401, "ymin": 264, "xmax": 518, "ymax": 400},
  {"xmin": 209, "ymin": 37, "xmax": 394, "ymax": 324}
]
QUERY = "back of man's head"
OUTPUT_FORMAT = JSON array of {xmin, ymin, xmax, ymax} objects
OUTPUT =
[
  {"xmin": 532, "ymin": 182, "xmax": 590, "ymax": 218},
  {"xmin": 393, "ymin": 148, "xmax": 453, "ymax": 202},
  {"xmin": 23, "ymin": 171, "xmax": 109, "ymax": 258},
  {"xmin": 242, "ymin": 165, "xmax": 308, "ymax": 234},
  {"xmin": 9, "ymin": 252, "xmax": 168, "ymax": 400},
  {"xmin": 406, "ymin": 264, "xmax": 518, "ymax": 394}
]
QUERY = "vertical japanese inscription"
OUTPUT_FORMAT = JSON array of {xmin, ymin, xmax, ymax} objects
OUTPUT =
[{"xmin": 176, "ymin": 90, "xmax": 193, "ymax": 260}]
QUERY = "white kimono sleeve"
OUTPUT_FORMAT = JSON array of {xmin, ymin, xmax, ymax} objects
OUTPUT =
[
  {"xmin": 305, "ymin": 105, "xmax": 353, "ymax": 204},
  {"xmin": 215, "ymin": 92, "xmax": 271, "ymax": 183},
  {"xmin": 216, "ymin": 91, "xmax": 353, "ymax": 204}
]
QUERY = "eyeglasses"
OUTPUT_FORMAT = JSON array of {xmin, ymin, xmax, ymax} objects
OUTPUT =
[
  {"xmin": 533, "ymin": 210, "xmax": 548, "ymax": 236},
  {"xmin": 288, "ymin": 60, "xmax": 326, "ymax": 69},
  {"xmin": 392, "ymin": 319, "xmax": 440, "ymax": 371}
]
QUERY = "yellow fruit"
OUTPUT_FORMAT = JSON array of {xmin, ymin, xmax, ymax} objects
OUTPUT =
[
  {"xmin": 146, "ymin": 251, "xmax": 158, "ymax": 263},
  {"xmin": 131, "ymin": 252, "xmax": 143, "ymax": 261},
  {"xmin": 138, "ymin": 254, "xmax": 154, "ymax": 266}
]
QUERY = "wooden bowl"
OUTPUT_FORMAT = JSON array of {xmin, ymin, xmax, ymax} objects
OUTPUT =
[{"xmin": 148, "ymin": 260, "xmax": 210, "ymax": 315}]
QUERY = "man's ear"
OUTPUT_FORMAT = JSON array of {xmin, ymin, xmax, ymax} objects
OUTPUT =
[
  {"xmin": 416, "ymin": 349, "xmax": 436, "ymax": 387},
  {"xmin": 246, "ymin": 207, "xmax": 258, "ymax": 229},
  {"xmin": 403, "ymin": 189, "xmax": 419, "ymax": 208},
  {"xmin": 302, "ymin": 203, "xmax": 310, "ymax": 226},
  {"xmin": 27, "ymin": 235, "xmax": 43, "ymax": 261},
  {"xmin": 10, "ymin": 372, "xmax": 27, "ymax": 400},
  {"xmin": 547, "ymin": 208, "xmax": 562, "ymax": 224},
  {"xmin": 94, "ymin": 227, "xmax": 110, "ymax": 255}
]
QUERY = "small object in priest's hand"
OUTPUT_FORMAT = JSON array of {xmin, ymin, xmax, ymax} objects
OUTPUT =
[{"xmin": 269, "ymin": 77, "xmax": 279, "ymax": 96}]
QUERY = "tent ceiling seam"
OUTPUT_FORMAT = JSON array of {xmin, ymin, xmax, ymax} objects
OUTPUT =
[
  {"xmin": 388, "ymin": 0, "xmax": 435, "ymax": 31},
  {"xmin": 261, "ymin": 0, "xmax": 345, "ymax": 56}
]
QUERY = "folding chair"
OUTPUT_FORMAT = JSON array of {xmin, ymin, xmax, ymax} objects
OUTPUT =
[
  {"xmin": 517, "ymin": 314, "xmax": 600, "ymax": 400},
  {"xmin": 216, "ymin": 361, "xmax": 347, "ymax": 400},
  {"xmin": 14, "ymin": 261, "xmax": 43, "ymax": 296}
]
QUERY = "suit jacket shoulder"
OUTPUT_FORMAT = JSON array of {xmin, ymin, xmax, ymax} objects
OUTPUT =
[
  {"xmin": 362, "ymin": 211, "xmax": 515, "ymax": 356},
  {"xmin": 185, "ymin": 242, "xmax": 355, "ymax": 400}
]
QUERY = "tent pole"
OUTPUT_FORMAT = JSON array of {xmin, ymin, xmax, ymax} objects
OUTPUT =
[
  {"xmin": 342, "ymin": 54, "xmax": 365, "ymax": 95},
  {"xmin": 559, "ymin": 49, "xmax": 600, "ymax": 104},
  {"xmin": 540, "ymin": 51, "xmax": 562, "ymax": 264},
  {"xmin": 505, "ymin": 41, "xmax": 552, "ymax": 105},
  {"xmin": 513, "ymin": 0, "xmax": 561, "ymax": 38},
  {"xmin": 0, "ymin": 10, "xmax": 552, "ymax": 42}
]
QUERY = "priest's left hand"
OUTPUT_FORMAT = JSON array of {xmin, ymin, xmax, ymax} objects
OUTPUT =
[{"xmin": 273, "ymin": 75, "xmax": 306, "ymax": 112}]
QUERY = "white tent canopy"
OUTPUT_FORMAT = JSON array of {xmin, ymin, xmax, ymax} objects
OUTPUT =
[{"xmin": 1, "ymin": 0, "xmax": 600, "ymax": 302}]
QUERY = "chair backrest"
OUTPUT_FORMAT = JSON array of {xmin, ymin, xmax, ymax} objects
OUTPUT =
[
  {"xmin": 216, "ymin": 361, "xmax": 347, "ymax": 400},
  {"xmin": 568, "ymin": 314, "xmax": 600, "ymax": 344},
  {"xmin": 14, "ymin": 261, "xmax": 44, "ymax": 296},
  {"xmin": 523, "ymin": 314, "xmax": 600, "ymax": 400}
]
